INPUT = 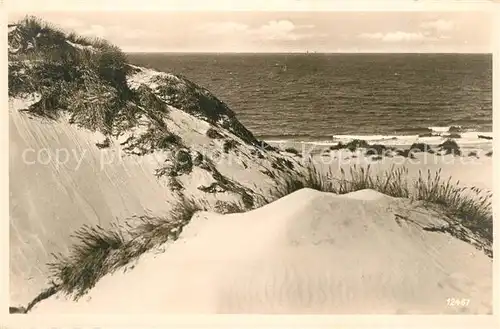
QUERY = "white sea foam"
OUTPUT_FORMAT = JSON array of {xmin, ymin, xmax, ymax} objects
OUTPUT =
[
  {"xmin": 428, "ymin": 126, "xmax": 463, "ymax": 133},
  {"xmin": 266, "ymin": 131, "xmax": 493, "ymax": 149}
]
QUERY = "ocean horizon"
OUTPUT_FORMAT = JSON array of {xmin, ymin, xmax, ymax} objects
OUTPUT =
[{"xmin": 127, "ymin": 53, "xmax": 492, "ymax": 146}]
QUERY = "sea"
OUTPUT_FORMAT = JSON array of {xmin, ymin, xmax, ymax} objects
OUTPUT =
[{"xmin": 127, "ymin": 53, "xmax": 492, "ymax": 147}]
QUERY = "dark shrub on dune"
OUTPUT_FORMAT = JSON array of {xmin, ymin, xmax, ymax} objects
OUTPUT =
[
  {"xmin": 284, "ymin": 147, "xmax": 300, "ymax": 155},
  {"xmin": 365, "ymin": 149, "xmax": 377, "ymax": 156},
  {"xmin": 365, "ymin": 144, "xmax": 387, "ymax": 156},
  {"xmin": 329, "ymin": 142, "xmax": 344, "ymax": 150},
  {"xmin": 478, "ymin": 135, "xmax": 492, "ymax": 140},
  {"xmin": 223, "ymin": 139, "xmax": 238, "ymax": 153},
  {"xmin": 9, "ymin": 16, "xmax": 136, "ymax": 135},
  {"xmin": 9, "ymin": 306, "xmax": 26, "ymax": 314},
  {"xmin": 448, "ymin": 126, "xmax": 462, "ymax": 133},
  {"xmin": 438, "ymin": 139, "xmax": 461, "ymax": 156},
  {"xmin": 173, "ymin": 149, "xmax": 193, "ymax": 175},
  {"xmin": 346, "ymin": 139, "xmax": 370, "ymax": 152},
  {"xmin": 206, "ymin": 127, "xmax": 224, "ymax": 139},
  {"xmin": 486, "ymin": 151, "xmax": 493, "ymax": 157},
  {"xmin": 330, "ymin": 140, "xmax": 370, "ymax": 152},
  {"xmin": 330, "ymin": 140, "xmax": 375, "ymax": 153},
  {"xmin": 468, "ymin": 151, "xmax": 478, "ymax": 157},
  {"xmin": 409, "ymin": 143, "xmax": 433, "ymax": 153}
]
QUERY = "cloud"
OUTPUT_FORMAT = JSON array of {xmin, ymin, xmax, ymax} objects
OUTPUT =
[
  {"xmin": 359, "ymin": 18, "xmax": 455, "ymax": 44},
  {"xmin": 420, "ymin": 19, "xmax": 455, "ymax": 32},
  {"xmin": 202, "ymin": 20, "xmax": 319, "ymax": 41},
  {"xmin": 359, "ymin": 31, "xmax": 430, "ymax": 42},
  {"xmin": 258, "ymin": 20, "xmax": 297, "ymax": 40}
]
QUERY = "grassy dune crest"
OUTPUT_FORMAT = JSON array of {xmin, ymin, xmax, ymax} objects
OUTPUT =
[
  {"xmin": 9, "ymin": 17, "xmax": 136, "ymax": 134},
  {"xmin": 274, "ymin": 164, "xmax": 492, "ymax": 243}
]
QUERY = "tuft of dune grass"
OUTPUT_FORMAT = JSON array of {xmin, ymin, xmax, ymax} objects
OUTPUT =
[
  {"xmin": 47, "ymin": 223, "xmax": 126, "ymax": 300},
  {"xmin": 43, "ymin": 197, "xmax": 249, "ymax": 302},
  {"xmin": 414, "ymin": 169, "xmax": 492, "ymax": 241},
  {"xmin": 332, "ymin": 165, "xmax": 410, "ymax": 198},
  {"xmin": 293, "ymin": 163, "xmax": 492, "ymax": 243},
  {"xmin": 9, "ymin": 16, "xmax": 141, "ymax": 136},
  {"xmin": 47, "ymin": 198, "xmax": 201, "ymax": 300},
  {"xmin": 271, "ymin": 162, "xmax": 491, "ymax": 245}
]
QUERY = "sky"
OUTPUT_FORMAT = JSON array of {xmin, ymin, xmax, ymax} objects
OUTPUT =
[{"xmin": 8, "ymin": 10, "xmax": 494, "ymax": 53}]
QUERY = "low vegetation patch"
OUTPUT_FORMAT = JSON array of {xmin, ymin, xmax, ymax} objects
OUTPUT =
[
  {"xmin": 409, "ymin": 142, "xmax": 433, "ymax": 153},
  {"xmin": 206, "ymin": 127, "xmax": 224, "ymax": 139},
  {"xmin": 438, "ymin": 139, "xmax": 461, "ymax": 156},
  {"xmin": 47, "ymin": 198, "xmax": 201, "ymax": 300},
  {"xmin": 414, "ymin": 169, "xmax": 491, "ymax": 235},
  {"xmin": 9, "ymin": 16, "xmax": 176, "ymax": 145},
  {"xmin": 448, "ymin": 126, "xmax": 462, "ymax": 133},
  {"xmin": 9, "ymin": 16, "xmax": 137, "ymax": 135},
  {"xmin": 330, "ymin": 139, "xmax": 370, "ymax": 152},
  {"xmin": 329, "ymin": 140, "xmax": 440, "ymax": 159},
  {"xmin": 270, "ymin": 163, "xmax": 492, "ymax": 246},
  {"xmin": 331, "ymin": 165, "xmax": 410, "ymax": 197},
  {"xmin": 364, "ymin": 144, "xmax": 387, "ymax": 156},
  {"xmin": 223, "ymin": 139, "xmax": 238, "ymax": 153},
  {"xmin": 284, "ymin": 147, "xmax": 300, "ymax": 155}
]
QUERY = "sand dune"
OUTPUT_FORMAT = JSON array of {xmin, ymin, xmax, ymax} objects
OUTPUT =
[
  {"xmin": 9, "ymin": 76, "xmax": 300, "ymax": 307},
  {"xmin": 30, "ymin": 188, "xmax": 492, "ymax": 314},
  {"xmin": 9, "ymin": 102, "xmax": 177, "ymax": 306}
]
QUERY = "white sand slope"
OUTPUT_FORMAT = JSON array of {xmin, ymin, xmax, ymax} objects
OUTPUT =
[
  {"xmin": 9, "ymin": 68, "xmax": 301, "ymax": 306},
  {"xmin": 9, "ymin": 99, "xmax": 176, "ymax": 306},
  {"xmin": 30, "ymin": 188, "xmax": 492, "ymax": 314}
]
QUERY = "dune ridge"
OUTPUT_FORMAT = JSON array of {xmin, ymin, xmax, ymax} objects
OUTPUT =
[{"xmin": 30, "ymin": 189, "xmax": 492, "ymax": 314}]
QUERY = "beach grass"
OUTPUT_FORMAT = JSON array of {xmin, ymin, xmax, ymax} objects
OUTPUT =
[
  {"xmin": 289, "ymin": 163, "xmax": 492, "ymax": 243},
  {"xmin": 332, "ymin": 165, "xmax": 410, "ymax": 198},
  {"xmin": 414, "ymin": 169, "xmax": 492, "ymax": 240},
  {"xmin": 47, "ymin": 224, "xmax": 127, "ymax": 300},
  {"xmin": 9, "ymin": 16, "xmax": 139, "ymax": 135},
  {"xmin": 43, "ymin": 195, "xmax": 252, "ymax": 302},
  {"xmin": 263, "ymin": 162, "xmax": 491, "ymax": 244}
]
